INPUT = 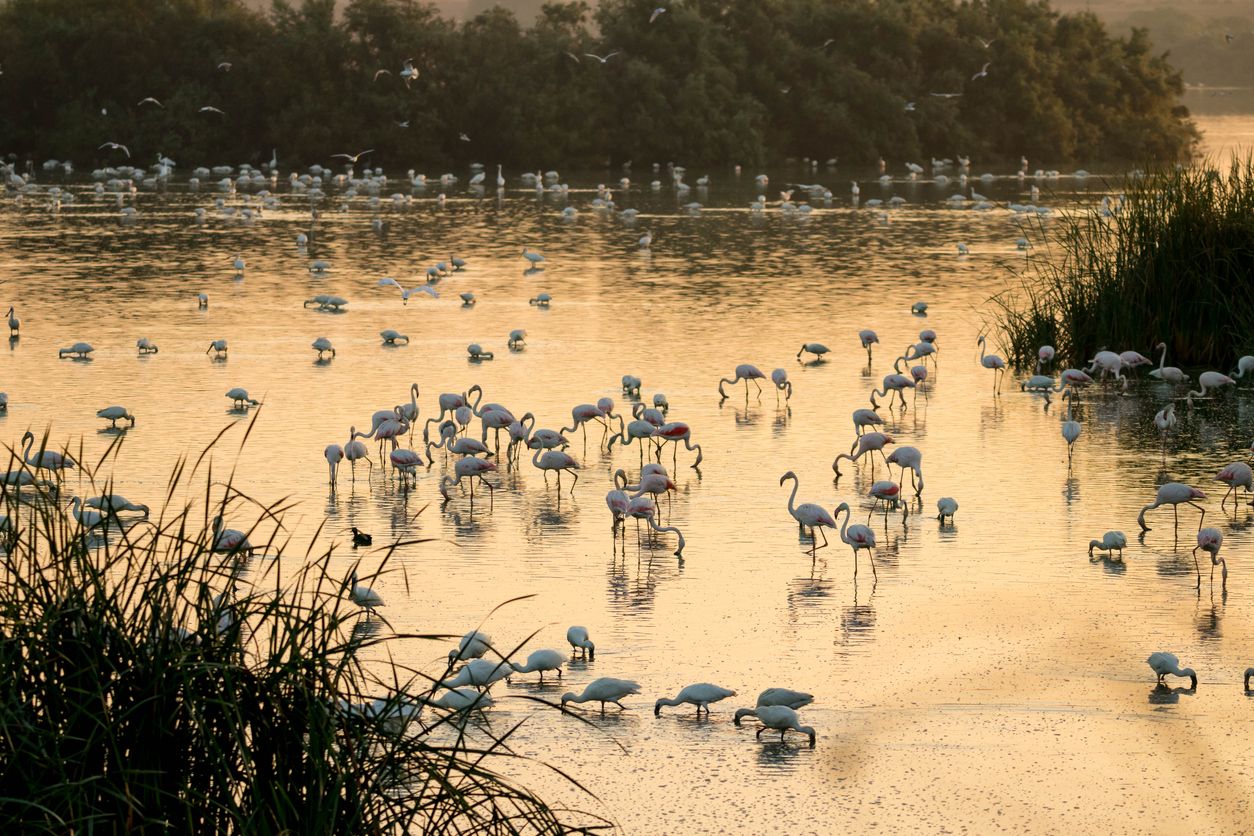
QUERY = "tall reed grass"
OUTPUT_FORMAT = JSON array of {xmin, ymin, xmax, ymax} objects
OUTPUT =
[
  {"xmin": 0, "ymin": 426, "xmax": 607, "ymax": 833},
  {"xmin": 991, "ymin": 159, "xmax": 1254, "ymax": 369}
]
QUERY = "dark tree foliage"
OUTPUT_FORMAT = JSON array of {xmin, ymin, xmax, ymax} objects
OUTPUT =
[{"xmin": 0, "ymin": 0, "xmax": 1197, "ymax": 168}]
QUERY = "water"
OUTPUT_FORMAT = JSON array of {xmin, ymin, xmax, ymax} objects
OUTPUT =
[{"xmin": 3, "ymin": 117, "xmax": 1253, "ymax": 832}]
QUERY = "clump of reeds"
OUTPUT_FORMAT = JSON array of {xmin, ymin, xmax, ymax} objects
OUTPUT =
[
  {"xmin": 0, "ymin": 427, "xmax": 607, "ymax": 833},
  {"xmin": 991, "ymin": 158, "xmax": 1254, "ymax": 369}
]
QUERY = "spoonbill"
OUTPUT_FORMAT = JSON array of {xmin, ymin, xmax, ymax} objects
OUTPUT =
[
  {"xmin": 85, "ymin": 495, "xmax": 149, "ymax": 517},
  {"xmin": 797, "ymin": 343, "xmax": 830, "ymax": 361},
  {"xmin": 753, "ymin": 705, "xmax": 816, "ymax": 746},
  {"xmin": 1138, "ymin": 483, "xmax": 1206, "ymax": 532},
  {"xmin": 136, "ymin": 337, "xmax": 158, "ymax": 354},
  {"xmin": 780, "ymin": 471, "xmax": 837, "ymax": 553},
  {"xmin": 348, "ymin": 570, "xmax": 383, "ymax": 612},
  {"xmin": 380, "ymin": 329, "xmax": 409, "ymax": 344},
  {"xmin": 59, "ymin": 342, "xmax": 94, "ymax": 359},
  {"xmin": 206, "ymin": 339, "xmax": 228, "ymax": 357},
  {"xmin": 440, "ymin": 659, "xmax": 511, "ymax": 690},
  {"xmin": 449, "ymin": 631, "xmax": 493, "ymax": 662},
  {"xmin": 654, "ymin": 683, "xmax": 737, "ymax": 715},
  {"xmin": 226, "ymin": 388, "xmax": 260, "ymax": 409},
  {"xmin": 833, "ymin": 502, "xmax": 877, "ymax": 578},
  {"xmin": 1147, "ymin": 652, "xmax": 1196, "ymax": 689},
  {"xmin": 6, "ymin": 306, "xmax": 18, "ymax": 336},
  {"xmin": 1088, "ymin": 531, "xmax": 1126, "ymax": 559},
  {"xmin": 936, "ymin": 497, "xmax": 958, "ymax": 524},
  {"xmin": 427, "ymin": 689, "xmax": 494, "ymax": 712},
  {"xmin": 561, "ymin": 678, "xmax": 641, "ymax": 712},
  {"xmin": 510, "ymin": 649, "xmax": 565, "ymax": 681},
  {"xmin": 733, "ymin": 688, "xmax": 814, "ymax": 725},
  {"xmin": 718, "ymin": 364, "xmax": 766, "ymax": 398},
  {"xmin": 567, "ymin": 626, "xmax": 595, "ymax": 659},
  {"xmin": 312, "ymin": 337, "xmax": 335, "ymax": 359},
  {"xmin": 1194, "ymin": 527, "xmax": 1226, "ymax": 589},
  {"xmin": 522, "ymin": 248, "xmax": 546, "ymax": 266},
  {"xmin": 96, "ymin": 406, "xmax": 135, "ymax": 428}
]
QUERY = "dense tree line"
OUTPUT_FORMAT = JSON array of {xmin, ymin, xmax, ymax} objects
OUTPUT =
[{"xmin": 0, "ymin": 0, "xmax": 1197, "ymax": 170}]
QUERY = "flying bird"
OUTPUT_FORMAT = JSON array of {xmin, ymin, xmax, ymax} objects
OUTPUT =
[
  {"xmin": 332, "ymin": 149, "xmax": 374, "ymax": 163},
  {"xmin": 373, "ymin": 69, "xmax": 392, "ymax": 81},
  {"xmin": 396, "ymin": 119, "xmax": 410, "ymax": 128},
  {"xmin": 400, "ymin": 59, "xmax": 418, "ymax": 85},
  {"xmin": 979, "ymin": 38, "xmax": 995, "ymax": 48},
  {"xmin": 217, "ymin": 62, "xmax": 232, "ymax": 71},
  {"xmin": 459, "ymin": 132, "xmax": 471, "ymax": 142},
  {"xmin": 904, "ymin": 101, "xmax": 916, "ymax": 111},
  {"xmin": 585, "ymin": 52, "xmax": 621, "ymax": 63},
  {"xmin": 565, "ymin": 51, "xmax": 581, "ymax": 63},
  {"xmin": 199, "ymin": 106, "xmax": 225, "ymax": 115},
  {"xmin": 136, "ymin": 97, "xmax": 163, "ymax": 107},
  {"xmin": 98, "ymin": 141, "xmax": 130, "ymax": 158},
  {"xmin": 650, "ymin": 7, "xmax": 667, "ymax": 23},
  {"xmin": 930, "ymin": 92, "xmax": 962, "ymax": 98},
  {"xmin": 972, "ymin": 62, "xmax": 990, "ymax": 81}
]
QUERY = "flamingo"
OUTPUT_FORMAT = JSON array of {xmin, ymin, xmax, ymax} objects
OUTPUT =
[
  {"xmin": 732, "ymin": 688, "xmax": 814, "ymax": 725},
  {"xmin": 395, "ymin": 383, "xmax": 420, "ymax": 424},
  {"xmin": 533, "ymin": 448, "xmax": 579, "ymax": 493},
  {"xmin": 1154, "ymin": 404, "xmax": 1176, "ymax": 464},
  {"xmin": 1146, "ymin": 652, "xmax": 1196, "ymax": 689},
  {"xmin": 977, "ymin": 336, "xmax": 1007, "ymax": 393},
  {"xmin": 324, "ymin": 443, "xmax": 343, "ymax": 484},
  {"xmin": 348, "ymin": 570, "xmax": 384, "ymax": 613},
  {"xmin": 1186, "ymin": 371, "xmax": 1236, "ymax": 408},
  {"xmin": 1059, "ymin": 368, "xmax": 1094, "ymax": 388},
  {"xmin": 561, "ymin": 678, "xmax": 641, "ymax": 712},
  {"xmin": 771, "ymin": 368, "xmax": 792, "ymax": 401},
  {"xmin": 633, "ymin": 403, "xmax": 666, "ymax": 427},
  {"xmin": 567, "ymin": 626, "xmax": 595, "ymax": 659},
  {"xmin": 1233, "ymin": 355, "xmax": 1254, "ymax": 382},
  {"xmin": 624, "ymin": 496, "xmax": 685, "ymax": 555},
  {"xmin": 439, "ymin": 456, "xmax": 498, "ymax": 502},
  {"xmin": 936, "ymin": 497, "xmax": 958, "ymax": 523},
  {"xmin": 852, "ymin": 408, "xmax": 883, "ymax": 436},
  {"xmin": 311, "ymin": 337, "xmax": 335, "ymax": 359},
  {"xmin": 606, "ymin": 488, "xmax": 630, "ymax": 532},
  {"xmin": 508, "ymin": 329, "xmax": 526, "ymax": 348},
  {"xmin": 621, "ymin": 375, "xmax": 642, "ymax": 396},
  {"xmin": 1120, "ymin": 349, "xmax": 1152, "ymax": 372},
  {"xmin": 858, "ymin": 329, "xmax": 879, "ymax": 364},
  {"xmin": 886, "ymin": 446, "xmax": 923, "ymax": 496},
  {"xmin": 833, "ymin": 501, "xmax": 877, "ymax": 578},
  {"xmin": 1088, "ymin": 531, "xmax": 1127, "ymax": 559},
  {"xmin": 797, "ymin": 343, "xmax": 830, "ymax": 362},
  {"xmin": 1148, "ymin": 342, "xmax": 1188, "ymax": 384},
  {"xmin": 869, "ymin": 373, "xmax": 915, "ymax": 409},
  {"xmin": 1138, "ymin": 482, "xmax": 1206, "ymax": 532},
  {"xmin": 563, "ymin": 403, "xmax": 614, "ymax": 444},
  {"xmin": 510, "ymin": 649, "xmax": 565, "ymax": 681},
  {"xmin": 210, "ymin": 515, "xmax": 253, "ymax": 555},
  {"xmin": 833, "ymin": 432, "xmax": 894, "ymax": 476},
  {"xmin": 389, "ymin": 449, "xmax": 423, "ymax": 484},
  {"xmin": 344, "ymin": 430, "xmax": 372, "ymax": 478},
  {"xmin": 752, "ymin": 705, "xmax": 816, "ymax": 746},
  {"xmin": 1087, "ymin": 350, "xmax": 1126, "ymax": 385},
  {"xmin": 20, "ymin": 431, "xmax": 75, "ymax": 472},
  {"xmin": 609, "ymin": 419, "xmax": 656, "ymax": 465},
  {"xmin": 355, "ymin": 417, "xmax": 409, "ymax": 456},
  {"xmin": 449, "ymin": 631, "xmax": 493, "ymax": 662},
  {"xmin": 96, "ymin": 406, "xmax": 135, "ymax": 428},
  {"xmin": 1193, "ymin": 527, "xmax": 1226, "ymax": 589},
  {"xmin": 1038, "ymin": 345, "xmax": 1055, "ymax": 369},
  {"xmin": 652, "ymin": 422, "xmax": 703, "ymax": 468},
  {"xmin": 654, "ymin": 683, "xmax": 737, "ymax": 715},
  {"xmin": 1215, "ymin": 462, "xmax": 1253, "ymax": 509},
  {"xmin": 1061, "ymin": 389, "xmax": 1081, "ymax": 465},
  {"xmin": 426, "ymin": 421, "xmax": 491, "ymax": 459},
  {"xmin": 616, "ymin": 468, "xmax": 676, "ymax": 507},
  {"xmin": 6, "ymin": 306, "xmax": 19, "ymax": 336},
  {"xmin": 718, "ymin": 364, "xmax": 766, "ymax": 398},
  {"xmin": 423, "ymin": 386, "xmax": 482, "ymax": 441},
  {"xmin": 903, "ymin": 341, "xmax": 938, "ymax": 367},
  {"xmin": 780, "ymin": 471, "xmax": 838, "ymax": 553},
  {"xmin": 505, "ymin": 412, "xmax": 536, "ymax": 462},
  {"xmin": 868, "ymin": 480, "xmax": 903, "ymax": 512}
]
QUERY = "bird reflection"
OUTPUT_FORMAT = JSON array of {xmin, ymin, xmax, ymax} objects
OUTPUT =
[
  {"xmin": 785, "ymin": 569, "xmax": 834, "ymax": 615},
  {"xmin": 755, "ymin": 739, "xmax": 814, "ymax": 767},
  {"xmin": 1148, "ymin": 683, "xmax": 1194, "ymax": 705},
  {"xmin": 1089, "ymin": 554, "xmax": 1127, "ymax": 575}
]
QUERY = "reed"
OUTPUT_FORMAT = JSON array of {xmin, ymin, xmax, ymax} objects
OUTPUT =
[
  {"xmin": 0, "ymin": 428, "xmax": 608, "ymax": 834},
  {"xmin": 991, "ymin": 159, "xmax": 1254, "ymax": 370}
]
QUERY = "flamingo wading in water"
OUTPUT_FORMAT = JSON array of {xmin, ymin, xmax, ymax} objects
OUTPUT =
[
  {"xmin": 780, "ymin": 471, "xmax": 837, "ymax": 554},
  {"xmin": 1138, "ymin": 483, "xmax": 1206, "ymax": 532}
]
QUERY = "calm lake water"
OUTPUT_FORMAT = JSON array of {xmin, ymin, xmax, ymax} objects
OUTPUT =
[{"xmin": 3, "ymin": 116, "xmax": 1253, "ymax": 832}]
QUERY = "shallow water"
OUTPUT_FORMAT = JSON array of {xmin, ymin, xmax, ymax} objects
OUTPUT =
[{"xmin": 3, "ymin": 117, "xmax": 1253, "ymax": 832}]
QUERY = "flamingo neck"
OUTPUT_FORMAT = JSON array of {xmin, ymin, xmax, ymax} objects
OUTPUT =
[{"xmin": 785, "ymin": 475, "xmax": 799, "ymax": 516}]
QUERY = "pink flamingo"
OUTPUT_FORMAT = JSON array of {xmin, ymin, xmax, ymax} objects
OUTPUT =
[
  {"xmin": 439, "ymin": 456, "xmax": 498, "ymax": 503},
  {"xmin": 210, "ymin": 515, "xmax": 254, "ymax": 555},
  {"xmin": 1214, "ymin": 462, "xmax": 1253, "ymax": 509},
  {"xmin": 625, "ymin": 496, "xmax": 685, "ymax": 556},
  {"xmin": 780, "ymin": 471, "xmax": 837, "ymax": 554},
  {"xmin": 605, "ymin": 489, "xmax": 630, "ymax": 532},
  {"xmin": 868, "ymin": 480, "xmax": 902, "ymax": 512},
  {"xmin": 422, "ymin": 385, "xmax": 482, "ymax": 441},
  {"xmin": 1186, "ymin": 371, "xmax": 1236, "ymax": 409},
  {"xmin": 977, "ymin": 336, "xmax": 1007, "ymax": 393},
  {"xmin": 615, "ymin": 468, "xmax": 676, "ymax": 508},
  {"xmin": 833, "ymin": 502, "xmax": 877, "ymax": 579},
  {"xmin": 652, "ymin": 422, "xmax": 703, "ymax": 468},
  {"xmin": 389, "ymin": 449, "xmax": 423, "ymax": 484},
  {"xmin": 633, "ymin": 403, "xmax": 666, "ymax": 427},
  {"xmin": 426, "ymin": 420, "xmax": 492, "ymax": 459},
  {"xmin": 870, "ymin": 373, "xmax": 915, "ymax": 409},
  {"xmin": 1138, "ymin": 482, "xmax": 1206, "ymax": 532},
  {"xmin": 563, "ymin": 403, "xmax": 614, "ymax": 445},
  {"xmin": 324, "ymin": 444, "xmax": 344, "ymax": 486},
  {"xmin": 480, "ymin": 405, "xmax": 516, "ymax": 455},
  {"xmin": 1194, "ymin": 527, "xmax": 1226, "ymax": 590},
  {"xmin": 354, "ymin": 417, "xmax": 410, "ymax": 458},
  {"xmin": 609, "ymin": 418, "xmax": 657, "ymax": 466},
  {"xmin": 533, "ymin": 448, "xmax": 579, "ymax": 493},
  {"xmin": 833, "ymin": 432, "xmax": 894, "ymax": 476},
  {"xmin": 858, "ymin": 329, "xmax": 879, "ymax": 364},
  {"xmin": 344, "ymin": 430, "xmax": 372, "ymax": 479},
  {"xmin": 718, "ymin": 364, "xmax": 766, "ymax": 398},
  {"xmin": 1149, "ymin": 343, "xmax": 1188, "ymax": 384},
  {"xmin": 771, "ymin": 368, "xmax": 792, "ymax": 401},
  {"xmin": 852, "ymin": 408, "xmax": 883, "ymax": 436},
  {"xmin": 886, "ymin": 446, "xmax": 923, "ymax": 496}
]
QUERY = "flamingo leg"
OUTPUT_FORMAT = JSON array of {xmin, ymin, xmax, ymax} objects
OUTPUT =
[
  {"xmin": 815, "ymin": 527, "xmax": 829, "ymax": 550},
  {"xmin": 1188, "ymin": 501, "xmax": 1205, "ymax": 529},
  {"xmin": 1193, "ymin": 546, "xmax": 1202, "ymax": 588},
  {"xmin": 868, "ymin": 548, "xmax": 878, "ymax": 579}
]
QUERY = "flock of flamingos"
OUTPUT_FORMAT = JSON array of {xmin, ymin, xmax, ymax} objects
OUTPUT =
[{"xmin": 5, "ymin": 160, "xmax": 1254, "ymax": 745}]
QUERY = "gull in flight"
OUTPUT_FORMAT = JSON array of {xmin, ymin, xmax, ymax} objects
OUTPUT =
[
  {"xmin": 585, "ymin": 51, "xmax": 620, "ymax": 63},
  {"xmin": 904, "ymin": 101, "xmax": 916, "ymax": 111},
  {"xmin": 332, "ymin": 149, "xmax": 374, "ymax": 163},
  {"xmin": 199, "ymin": 106, "xmax": 225, "ymax": 115},
  {"xmin": 459, "ymin": 132, "xmax": 471, "ymax": 142},
  {"xmin": 972, "ymin": 62, "xmax": 990, "ymax": 81},
  {"xmin": 217, "ymin": 62, "xmax": 232, "ymax": 72},
  {"xmin": 565, "ymin": 51, "xmax": 581, "ymax": 63},
  {"xmin": 396, "ymin": 119, "xmax": 410, "ymax": 128},
  {"xmin": 137, "ymin": 97, "xmax": 163, "ymax": 107},
  {"xmin": 400, "ymin": 59, "xmax": 418, "ymax": 85},
  {"xmin": 650, "ymin": 7, "xmax": 666, "ymax": 23},
  {"xmin": 929, "ymin": 91, "xmax": 962, "ymax": 98},
  {"xmin": 979, "ymin": 38, "xmax": 995, "ymax": 48},
  {"xmin": 373, "ymin": 69, "xmax": 392, "ymax": 81},
  {"xmin": 98, "ymin": 142, "xmax": 130, "ymax": 158}
]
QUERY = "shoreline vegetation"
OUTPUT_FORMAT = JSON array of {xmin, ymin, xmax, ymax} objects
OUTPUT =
[
  {"xmin": 0, "ymin": 429, "xmax": 609, "ymax": 833},
  {"xmin": 0, "ymin": 0, "xmax": 1197, "ymax": 169},
  {"xmin": 991, "ymin": 159, "xmax": 1254, "ymax": 371}
]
